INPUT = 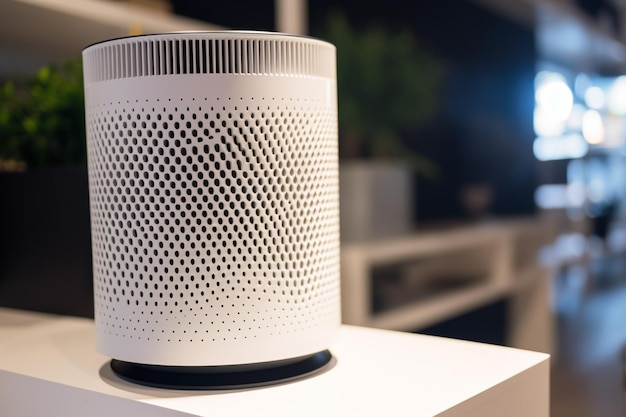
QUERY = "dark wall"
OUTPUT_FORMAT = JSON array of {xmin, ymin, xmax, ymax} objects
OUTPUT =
[
  {"xmin": 0, "ymin": 168, "xmax": 93, "ymax": 317},
  {"xmin": 424, "ymin": 1, "xmax": 537, "ymax": 220},
  {"xmin": 420, "ymin": 300, "xmax": 508, "ymax": 346},
  {"xmin": 171, "ymin": 0, "xmax": 275, "ymax": 31}
]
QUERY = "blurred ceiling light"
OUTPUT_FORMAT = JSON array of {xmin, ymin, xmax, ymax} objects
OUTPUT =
[
  {"xmin": 535, "ymin": 184, "xmax": 568, "ymax": 209},
  {"xmin": 566, "ymin": 181, "xmax": 586, "ymax": 206},
  {"xmin": 554, "ymin": 233, "xmax": 587, "ymax": 257},
  {"xmin": 533, "ymin": 134, "xmax": 588, "ymax": 161},
  {"xmin": 567, "ymin": 158, "xmax": 585, "ymax": 183},
  {"xmin": 566, "ymin": 103, "xmax": 586, "ymax": 130},
  {"xmin": 575, "ymin": 73, "xmax": 592, "ymax": 99},
  {"xmin": 604, "ymin": 114, "xmax": 625, "ymax": 148},
  {"xmin": 586, "ymin": 179, "xmax": 606, "ymax": 203},
  {"xmin": 584, "ymin": 86, "xmax": 605, "ymax": 109},
  {"xmin": 535, "ymin": 182, "xmax": 585, "ymax": 209},
  {"xmin": 607, "ymin": 76, "xmax": 626, "ymax": 115},
  {"xmin": 581, "ymin": 109, "xmax": 605, "ymax": 144},
  {"xmin": 534, "ymin": 107, "xmax": 565, "ymax": 136},
  {"xmin": 535, "ymin": 72, "xmax": 573, "ymax": 121}
]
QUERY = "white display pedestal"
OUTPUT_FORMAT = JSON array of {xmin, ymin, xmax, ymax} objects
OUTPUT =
[{"xmin": 0, "ymin": 307, "xmax": 549, "ymax": 417}]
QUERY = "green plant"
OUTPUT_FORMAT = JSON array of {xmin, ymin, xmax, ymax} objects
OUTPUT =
[
  {"xmin": 0, "ymin": 59, "xmax": 85, "ymax": 170},
  {"xmin": 323, "ymin": 12, "xmax": 443, "ymax": 177}
]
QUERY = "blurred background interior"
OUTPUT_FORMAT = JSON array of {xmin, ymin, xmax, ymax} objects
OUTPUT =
[{"xmin": 1, "ymin": 0, "xmax": 626, "ymax": 415}]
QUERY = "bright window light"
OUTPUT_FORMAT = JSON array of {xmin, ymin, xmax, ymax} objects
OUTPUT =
[
  {"xmin": 587, "ymin": 179, "xmax": 606, "ymax": 203},
  {"xmin": 566, "ymin": 103, "xmax": 586, "ymax": 130},
  {"xmin": 584, "ymin": 86, "xmax": 605, "ymax": 109},
  {"xmin": 534, "ymin": 107, "xmax": 565, "ymax": 137},
  {"xmin": 567, "ymin": 159, "xmax": 585, "ymax": 183},
  {"xmin": 535, "ymin": 72, "xmax": 574, "ymax": 121},
  {"xmin": 567, "ymin": 181, "xmax": 586, "ymax": 206},
  {"xmin": 535, "ymin": 183, "xmax": 585, "ymax": 209},
  {"xmin": 533, "ymin": 134, "xmax": 588, "ymax": 161},
  {"xmin": 582, "ymin": 109, "xmax": 605, "ymax": 144},
  {"xmin": 554, "ymin": 233, "xmax": 587, "ymax": 258},
  {"xmin": 604, "ymin": 114, "xmax": 625, "ymax": 148},
  {"xmin": 535, "ymin": 184, "xmax": 568, "ymax": 209},
  {"xmin": 608, "ymin": 76, "xmax": 626, "ymax": 115},
  {"xmin": 575, "ymin": 73, "xmax": 592, "ymax": 99}
]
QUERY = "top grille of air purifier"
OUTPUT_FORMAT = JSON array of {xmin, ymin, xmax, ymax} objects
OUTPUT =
[
  {"xmin": 82, "ymin": 32, "xmax": 340, "ymax": 366},
  {"xmin": 83, "ymin": 32, "xmax": 335, "ymax": 84}
]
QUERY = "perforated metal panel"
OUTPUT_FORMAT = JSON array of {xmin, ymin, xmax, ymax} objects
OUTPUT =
[{"xmin": 83, "ymin": 32, "xmax": 340, "ymax": 366}]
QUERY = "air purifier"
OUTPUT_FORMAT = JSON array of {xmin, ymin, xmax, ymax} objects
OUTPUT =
[{"xmin": 82, "ymin": 32, "xmax": 340, "ymax": 389}]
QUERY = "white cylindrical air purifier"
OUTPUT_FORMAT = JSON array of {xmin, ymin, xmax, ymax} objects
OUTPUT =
[{"xmin": 82, "ymin": 32, "xmax": 340, "ymax": 388}]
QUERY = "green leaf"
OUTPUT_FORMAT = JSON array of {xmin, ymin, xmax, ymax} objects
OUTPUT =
[
  {"xmin": 321, "ymin": 12, "xmax": 444, "ymax": 177},
  {"xmin": 0, "ymin": 58, "xmax": 85, "ymax": 169}
]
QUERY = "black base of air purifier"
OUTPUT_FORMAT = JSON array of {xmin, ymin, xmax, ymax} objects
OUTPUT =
[{"xmin": 110, "ymin": 350, "xmax": 333, "ymax": 390}]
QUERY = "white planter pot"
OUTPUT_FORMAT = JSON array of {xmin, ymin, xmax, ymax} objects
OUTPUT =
[{"xmin": 340, "ymin": 161, "xmax": 414, "ymax": 242}]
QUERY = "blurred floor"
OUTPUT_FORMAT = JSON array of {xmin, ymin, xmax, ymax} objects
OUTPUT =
[{"xmin": 551, "ymin": 252, "xmax": 626, "ymax": 417}]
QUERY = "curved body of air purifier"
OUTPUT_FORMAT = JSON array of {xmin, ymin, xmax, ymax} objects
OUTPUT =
[{"xmin": 82, "ymin": 32, "xmax": 340, "ymax": 368}]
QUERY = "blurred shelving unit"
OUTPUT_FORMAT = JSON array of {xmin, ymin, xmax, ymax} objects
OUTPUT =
[
  {"xmin": 341, "ymin": 218, "xmax": 557, "ymax": 355},
  {"xmin": 531, "ymin": 0, "xmax": 626, "ymax": 258}
]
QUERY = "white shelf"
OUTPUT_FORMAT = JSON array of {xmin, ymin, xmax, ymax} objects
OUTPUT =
[
  {"xmin": 0, "ymin": 307, "xmax": 549, "ymax": 417},
  {"xmin": 369, "ymin": 281, "xmax": 509, "ymax": 331},
  {"xmin": 0, "ymin": 0, "xmax": 222, "ymax": 76},
  {"xmin": 341, "ymin": 218, "xmax": 556, "ymax": 354}
]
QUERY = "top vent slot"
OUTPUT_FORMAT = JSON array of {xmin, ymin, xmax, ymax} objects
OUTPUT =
[{"xmin": 83, "ymin": 33, "xmax": 336, "ymax": 84}]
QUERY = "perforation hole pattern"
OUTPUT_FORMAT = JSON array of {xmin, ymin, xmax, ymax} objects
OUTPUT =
[{"xmin": 86, "ymin": 97, "xmax": 339, "ymax": 344}]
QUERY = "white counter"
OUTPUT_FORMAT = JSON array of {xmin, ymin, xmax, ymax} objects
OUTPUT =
[{"xmin": 0, "ymin": 307, "xmax": 549, "ymax": 417}]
